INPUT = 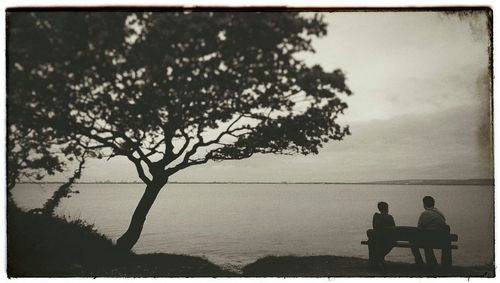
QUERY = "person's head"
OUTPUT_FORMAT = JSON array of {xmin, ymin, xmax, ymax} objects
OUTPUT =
[
  {"xmin": 423, "ymin": 196, "xmax": 435, "ymax": 209},
  {"xmin": 377, "ymin": 201, "xmax": 389, "ymax": 213}
]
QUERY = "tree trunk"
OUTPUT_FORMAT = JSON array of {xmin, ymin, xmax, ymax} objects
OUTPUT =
[{"xmin": 116, "ymin": 180, "xmax": 165, "ymax": 251}]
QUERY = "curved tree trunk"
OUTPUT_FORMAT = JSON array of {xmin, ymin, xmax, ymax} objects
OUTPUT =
[{"xmin": 116, "ymin": 180, "xmax": 165, "ymax": 251}]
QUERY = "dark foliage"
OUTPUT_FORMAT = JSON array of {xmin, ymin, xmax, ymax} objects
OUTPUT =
[
  {"xmin": 8, "ymin": 203, "xmax": 125, "ymax": 276},
  {"xmin": 35, "ymin": 153, "xmax": 86, "ymax": 216},
  {"xmin": 7, "ymin": 204, "xmax": 235, "ymax": 277}
]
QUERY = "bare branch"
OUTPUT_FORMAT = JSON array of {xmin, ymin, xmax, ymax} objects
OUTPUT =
[
  {"xmin": 172, "ymin": 129, "xmax": 192, "ymax": 159},
  {"xmin": 167, "ymin": 156, "xmax": 210, "ymax": 175},
  {"xmin": 134, "ymin": 146, "xmax": 152, "ymax": 167},
  {"xmin": 145, "ymin": 137, "xmax": 166, "ymax": 157},
  {"xmin": 76, "ymin": 140, "xmax": 108, "ymax": 150},
  {"xmin": 169, "ymin": 114, "xmax": 247, "ymax": 174},
  {"xmin": 80, "ymin": 124, "xmax": 153, "ymax": 168},
  {"xmin": 154, "ymin": 127, "xmax": 192, "ymax": 168},
  {"xmin": 128, "ymin": 156, "xmax": 152, "ymax": 184}
]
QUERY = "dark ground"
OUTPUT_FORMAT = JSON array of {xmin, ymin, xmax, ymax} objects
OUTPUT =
[
  {"xmin": 7, "ymin": 203, "xmax": 233, "ymax": 277},
  {"xmin": 242, "ymin": 255, "xmax": 494, "ymax": 277},
  {"xmin": 7, "ymin": 204, "xmax": 494, "ymax": 277}
]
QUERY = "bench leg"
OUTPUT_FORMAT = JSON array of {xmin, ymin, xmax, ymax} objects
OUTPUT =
[
  {"xmin": 368, "ymin": 242, "xmax": 377, "ymax": 267},
  {"xmin": 441, "ymin": 247, "xmax": 452, "ymax": 268},
  {"xmin": 411, "ymin": 247, "xmax": 424, "ymax": 265},
  {"xmin": 424, "ymin": 248, "xmax": 438, "ymax": 265}
]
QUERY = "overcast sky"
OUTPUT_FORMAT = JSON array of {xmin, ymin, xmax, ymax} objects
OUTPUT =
[{"xmin": 48, "ymin": 11, "xmax": 492, "ymax": 183}]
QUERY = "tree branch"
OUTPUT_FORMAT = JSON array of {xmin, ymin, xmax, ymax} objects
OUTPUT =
[
  {"xmin": 154, "ymin": 127, "xmax": 192, "ymax": 168},
  {"xmin": 145, "ymin": 137, "xmax": 166, "ymax": 157},
  {"xmin": 38, "ymin": 147, "xmax": 88, "ymax": 216},
  {"xmin": 79, "ymin": 126, "xmax": 153, "ymax": 184},
  {"xmin": 128, "ymin": 156, "xmax": 152, "ymax": 184},
  {"xmin": 168, "ymin": 114, "xmax": 246, "ymax": 174},
  {"xmin": 79, "ymin": 124, "xmax": 153, "ymax": 167}
]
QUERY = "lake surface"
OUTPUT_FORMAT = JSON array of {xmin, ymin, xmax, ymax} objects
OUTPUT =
[{"xmin": 12, "ymin": 183, "xmax": 494, "ymax": 269}]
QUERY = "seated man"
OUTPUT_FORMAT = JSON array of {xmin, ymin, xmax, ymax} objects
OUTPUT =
[
  {"xmin": 367, "ymin": 201, "xmax": 396, "ymax": 267},
  {"xmin": 411, "ymin": 196, "xmax": 448, "ymax": 266}
]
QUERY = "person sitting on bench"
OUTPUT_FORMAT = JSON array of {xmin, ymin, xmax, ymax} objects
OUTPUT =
[
  {"xmin": 368, "ymin": 201, "xmax": 396, "ymax": 268},
  {"xmin": 411, "ymin": 196, "xmax": 447, "ymax": 266},
  {"xmin": 373, "ymin": 201, "xmax": 396, "ymax": 230}
]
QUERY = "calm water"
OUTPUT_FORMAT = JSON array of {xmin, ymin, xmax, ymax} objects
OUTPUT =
[{"xmin": 12, "ymin": 183, "xmax": 494, "ymax": 269}]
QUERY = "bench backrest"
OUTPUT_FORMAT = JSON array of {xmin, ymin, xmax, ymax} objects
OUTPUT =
[{"xmin": 367, "ymin": 226, "xmax": 458, "ymax": 244}]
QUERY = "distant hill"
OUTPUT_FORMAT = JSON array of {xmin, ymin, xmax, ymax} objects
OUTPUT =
[{"xmin": 365, "ymin": 179, "xmax": 494, "ymax": 186}]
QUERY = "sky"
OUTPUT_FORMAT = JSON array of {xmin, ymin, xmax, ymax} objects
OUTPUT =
[{"xmin": 47, "ymin": 11, "xmax": 492, "ymax": 183}]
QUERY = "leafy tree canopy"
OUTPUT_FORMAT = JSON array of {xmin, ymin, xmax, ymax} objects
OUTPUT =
[
  {"xmin": 8, "ymin": 11, "xmax": 351, "ymax": 183},
  {"xmin": 8, "ymin": 10, "xmax": 353, "ymax": 251}
]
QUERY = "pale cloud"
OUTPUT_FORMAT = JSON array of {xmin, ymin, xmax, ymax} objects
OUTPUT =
[{"xmin": 299, "ymin": 12, "xmax": 490, "ymax": 122}]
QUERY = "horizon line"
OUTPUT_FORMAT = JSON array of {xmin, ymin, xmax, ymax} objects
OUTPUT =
[{"xmin": 19, "ymin": 178, "xmax": 494, "ymax": 185}]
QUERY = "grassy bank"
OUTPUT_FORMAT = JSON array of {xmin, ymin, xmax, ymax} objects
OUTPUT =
[
  {"xmin": 7, "ymin": 204, "xmax": 494, "ymax": 277},
  {"xmin": 7, "ymin": 203, "xmax": 235, "ymax": 277}
]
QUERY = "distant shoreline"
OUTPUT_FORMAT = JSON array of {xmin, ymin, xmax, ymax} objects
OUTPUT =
[{"xmin": 19, "ymin": 179, "xmax": 494, "ymax": 186}]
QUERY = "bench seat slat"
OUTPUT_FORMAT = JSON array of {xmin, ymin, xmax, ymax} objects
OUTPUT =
[{"xmin": 361, "ymin": 240, "xmax": 458, "ymax": 249}]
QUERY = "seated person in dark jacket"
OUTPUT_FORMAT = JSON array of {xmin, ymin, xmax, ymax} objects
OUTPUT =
[
  {"xmin": 373, "ymin": 201, "xmax": 396, "ymax": 229},
  {"xmin": 368, "ymin": 201, "xmax": 396, "ymax": 267}
]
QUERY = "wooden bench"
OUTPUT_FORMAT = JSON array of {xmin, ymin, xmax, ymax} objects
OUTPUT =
[{"xmin": 361, "ymin": 226, "xmax": 458, "ymax": 267}]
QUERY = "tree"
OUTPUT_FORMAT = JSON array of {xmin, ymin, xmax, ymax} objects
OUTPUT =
[
  {"xmin": 7, "ymin": 97, "xmax": 86, "ymax": 200},
  {"xmin": 7, "ymin": 11, "xmax": 352, "ymax": 251},
  {"xmin": 6, "ymin": 123, "xmax": 63, "ymax": 194}
]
